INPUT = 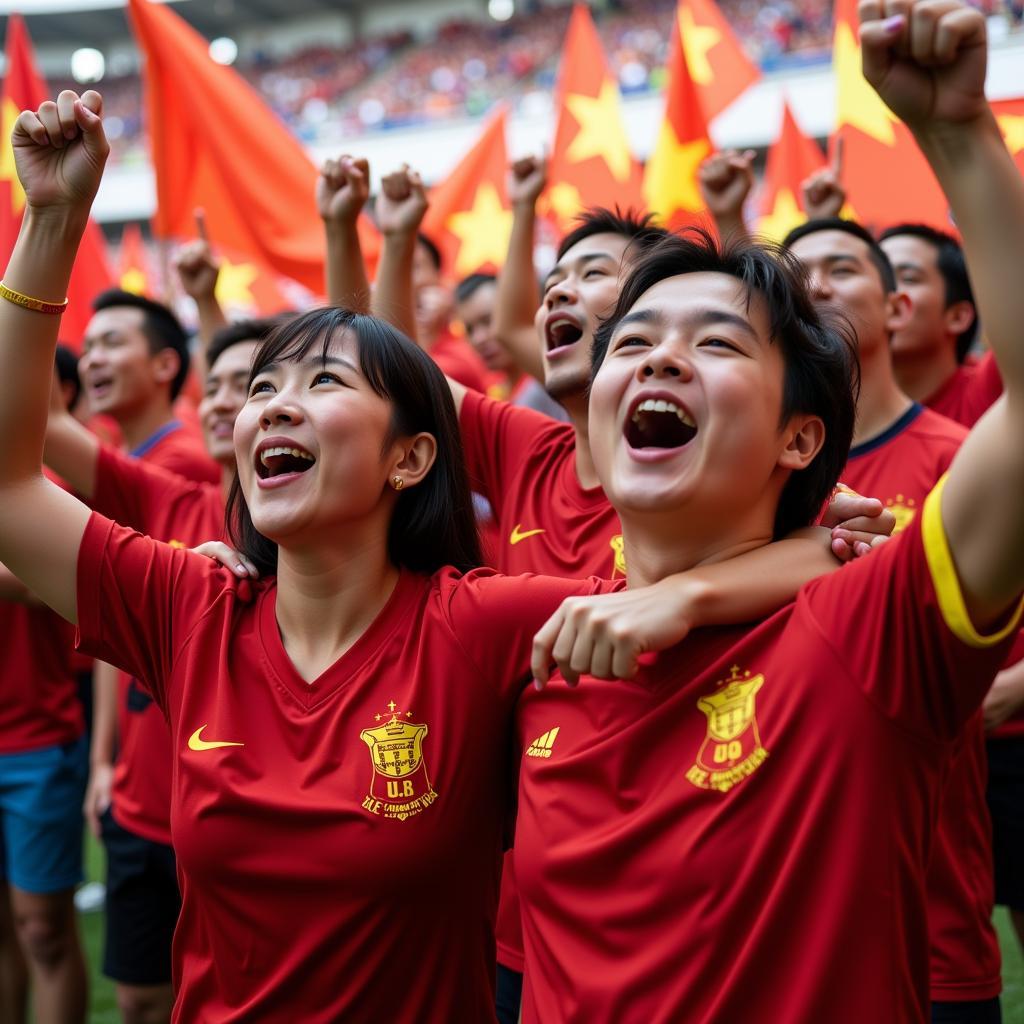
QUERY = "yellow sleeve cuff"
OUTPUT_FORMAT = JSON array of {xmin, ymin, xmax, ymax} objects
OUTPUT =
[{"xmin": 922, "ymin": 474, "xmax": 1024, "ymax": 648}]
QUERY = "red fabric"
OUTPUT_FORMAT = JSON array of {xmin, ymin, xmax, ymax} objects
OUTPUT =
[
  {"xmin": 516, "ymin": 509, "xmax": 1019, "ymax": 1023},
  {"xmin": 841, "ymin": 405, "xmax": 1000, "ymax": 1001},
  {"xmin": 992, "ymin": 632, "xmax": 1024, "ymax": 741},
  {"xmin": 141, "ymin": 422, "xmax": 220, "ymax": 485},
  {"xmin": 92, "ymin": 445, "xmax": 224, "ymax": 845},
  {"xmin": 76, "ymin": 512, "xmax": 600, "ymax": 1021},
  {"xmin": 430, "ymin": 330, "xmax": 489, "ymax": 394},
  {"xmin": 924, "ymin": 350, "xmax": 1004, "ymax": 429}
]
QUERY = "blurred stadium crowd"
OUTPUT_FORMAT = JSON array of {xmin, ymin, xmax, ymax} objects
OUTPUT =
[{"xmin": 51, "ymin": 0, "xmax": 1023, "ymax": 165}]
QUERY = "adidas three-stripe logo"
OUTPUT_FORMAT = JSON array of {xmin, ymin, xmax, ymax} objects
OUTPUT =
[{"xmin": 526, "ymin": 727, "xmax": 560, "ymax": 759}]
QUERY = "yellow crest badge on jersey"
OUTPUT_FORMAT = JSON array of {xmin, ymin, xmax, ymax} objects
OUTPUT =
[
  {"xmin": 609, "ymin": 534, "xmax": 626, "ymax": 578},
  {"xmin": 686, "ymin": 665, "xmax": 769, "ymax": 793},
  {"xmin": 885, "ymin": 494, "xmax": 918, "ymax": 533},
  {"xmin": 359, "ymin": 700, "xmax": 438, "ymax": 821}
]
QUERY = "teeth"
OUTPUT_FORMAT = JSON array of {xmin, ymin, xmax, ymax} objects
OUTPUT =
[
  {"xmin": 631, "ymin": 398, "xmax": 696, "ymax": 427},
  {"xmin": 259, "ymin": 446, "xmax": 315, "ymax": 467}
]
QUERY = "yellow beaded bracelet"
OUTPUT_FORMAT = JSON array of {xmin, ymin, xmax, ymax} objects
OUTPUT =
[{"xmin": 0, "ymin": 281, "xmax": 68, "ymax": 315}]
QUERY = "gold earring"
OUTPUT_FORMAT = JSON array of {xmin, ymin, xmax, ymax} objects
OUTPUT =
[{"xmin": 392, "ymin": 476, "xmax": 404, "ymax": 491}]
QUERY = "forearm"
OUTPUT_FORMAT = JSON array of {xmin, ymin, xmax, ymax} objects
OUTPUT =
[
  {"xmin": 371, "ymin": 232, "xmax": 418, "ymax": 341},
  {"xmin": 713, "ymin": 212, "xmax": 750, "ymax": 245},
  {"xmin": 325, "ymin": 220, "xmax": 371, "ymax": 313},
  {"xmin": 43, "ymin": 410, "xmax": 99, "ymax": 498},
  {"xmin": 89, "ymin": 661, "xmax": 118, "ymax": 769},
  {"xmin": 192, "ymin": 294, "xmax": 229, "ymax": 377},
  {"xmin": 495, "ymin": 203, "xmax": 545, "ymax": 382}
]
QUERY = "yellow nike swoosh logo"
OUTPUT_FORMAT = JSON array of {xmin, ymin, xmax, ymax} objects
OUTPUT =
[
  {"xmin": 187, "ymin": 725, "xmax": 244, "ymax": 752},
  {"xmin": 510, "ymin": 524, "xmax": 545, "ymax": 545}
]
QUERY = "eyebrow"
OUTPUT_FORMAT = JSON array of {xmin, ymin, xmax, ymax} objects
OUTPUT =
[
  {"xmin": 257, "ymin": 354, "xmax": 358, "ymax": 376},
  {"xmin": 615, "ymin": 306, "xmax": 760, "ymax": 343},
  {"xmin": 542, "ymin": 251, "xmax": 616, "ymax": 291}
]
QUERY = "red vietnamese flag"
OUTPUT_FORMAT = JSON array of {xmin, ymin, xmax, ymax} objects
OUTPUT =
[
  {"xmin": 544, "ymin": 4, "xmax": 644, "ymax": 233},
  {"xmin": 0, "ymin": 15, "xmax": 113, "ymax": 345},
  {"xmin": 833, "ymin": 0, "xmax": 949, "ymax": 230},
  {"xmin": 127, "ymin": 0, "xmax": 379, "ymax": 301},
  {"xmin": 674, "ymin": 0, "xmax": 760, "ymax": 121},
  {"xmin": 421, "ymin": 106, "xmax": 513, "ymax": 278},
  {"xmin": 756, "ymin": 101, "xmax": 825, "ymax": 241},
  {"xmin": 118, "ymin": 223, "xmax": 152, "ymax": 295},
  {"xmin": 992, "ymin": 97, "xmax": 1024, "ymax": 177},
  {"xmin": 642, "ymin": 6, "xmax": 713, "ymax": 231}
]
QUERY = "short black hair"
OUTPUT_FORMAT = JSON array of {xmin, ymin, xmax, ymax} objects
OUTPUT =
[
  {"xmin": 557, "ymin": 207, "xmax": 668, "ymax": 263},
  {"xmin": 455, "ymin": 273, "xmax": 496, "ymax": 305},
  {"xmin": 783, "ymin": 218, "xmax": 897, "ymax": 294},
  {"xmin": 206, "ymin": 316, "xmax": 287, "ymax": 373},
  {"xmin": 593, "ymin": 229, "xmax": 859, "ymax": 540},
  {"xmin": 415, "ymin": 232, "xmax": 443, "ymax": 272},
  {"xmin": 226, "ymin": 307, "xmax": 482, "ymax": 577},
  {"xmin": 878, "ymin": 223, "xmax": 978, "ymax": 362},
  {"xmin": 54, "ymin": 343, "xmax": 81, "ymax": 409},
  {"xmin": 91, "ymin": 289, "xmax": 191, "ymax": 400}
]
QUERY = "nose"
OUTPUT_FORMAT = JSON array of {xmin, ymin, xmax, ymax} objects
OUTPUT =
[
  {"xmin": 545, "ymin": 276, "xmax": 577, "ymax": 309},
  {"xmin": 259, "ymin": 390, "xmax": 304, "ymax": 429},
  {"xmin": 807, "ymin": 268, "xmax": 831, "ymax": 301},
  {"xmin": 638, "ymin": 341, "xmax": 692, "ymax": 382}
]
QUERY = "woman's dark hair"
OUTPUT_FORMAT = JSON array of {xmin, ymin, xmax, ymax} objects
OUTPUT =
[
  {"xmin": 592, "ymin": 229, "xmax": 860, "ymax": 539},
  {"xmin": 225, "ymin": 307, "xmax": 482, "ymax": 577}
]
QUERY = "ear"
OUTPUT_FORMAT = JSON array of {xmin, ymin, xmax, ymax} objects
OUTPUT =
[
  {"xmin": 151, "ymin": 348, "xmax": 181, "ymax": 390},
  {"xmin": 389, "ymin": 432, "xmax": 437, "ymax": 491},
  {"xmin": 778, "ymin": 414, "xmax": 825, "ymax": 472},
  {"xmin": 884, "ymin": 290, "xmax": 913, "ymax": 335},
  {"xmin": 942, "ymin": 299, "xmax": 975, "ymax": 338}
]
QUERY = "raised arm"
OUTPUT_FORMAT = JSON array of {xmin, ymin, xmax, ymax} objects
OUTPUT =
[
  {"xmin": 44, "ymin": 363, "xmax": 101, "ymax": 498},
  {"xmin": 319, "ymin": 155, "xmax": 372, "ymax": 312},
  {"xmin": 173, "ymin": 213, "xmax": 228, "ymax": 378},
  {"xmin": 0, "ymin": 90, "xmax": 108, "ymax": 623},
  {"xmin": 801, "ymin": 136, "xmax": 846, "ymax": 221},
  {"xmin": 493, "ymin": 156, "xmax": 547, "ymax": 383},
  {"xmin": 697, "ymin": 149, "xmax": 754, "ymax": 244},
  {"xmin": 861, "ymin": 0, "xmax": 1024, "ymax": 628}
]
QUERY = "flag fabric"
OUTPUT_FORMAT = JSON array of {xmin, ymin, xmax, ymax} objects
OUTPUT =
[
  {"xmin": 544, "ymin": 3, "xmax": 645, "ymax": 233},
  {"xmin": 421, "ymin": 106, "xmax": 513, "ymax": 279},
  {"xmin": 756, "ymin": 100, "xmax": 825, "ymax": 241},
  {"xmin": 127, "ymin": 0, "xmax": 379, "ymax": 302},
  {"xmin": 118, "ymin": 223, "xmax": 152, "ymax": 295},
  {"xmin": 832, "ymin": 0, "xmax": 949, "ymax": 230},
  {"xmin": 0, "ymin": 15, "xmax": 113, "ymax": 345},
  {"xmin": 992, "ymin": 97, "xmax": 1024, "ymax": 177},
  {"xmin": 673, "ymin": 0, "xmax": 760, "ymax": 121},
  {"xmin": 642, "ymin": 5, "xmax": 713, "ymax": 230}
]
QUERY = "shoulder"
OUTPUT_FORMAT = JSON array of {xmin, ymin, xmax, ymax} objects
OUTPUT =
[{"xmin": 910, "ymin": 407, "xmax": 969, "ymax": 446}]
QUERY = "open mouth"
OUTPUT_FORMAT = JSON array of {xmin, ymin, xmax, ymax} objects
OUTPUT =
[
  {"xmin": 255, "ymin": 445, "xmax": 316, "ymax": 480},
  {"xmin": 545, "ymin": 316, "xmax": 584, "ymax": 353},
  {"xmin": 87, "ymin": 377, "xmax": 114, "ymax": 398},
  {"xmin": 624, "ymin": 398, "xmax": 698, "ymax": 450}
]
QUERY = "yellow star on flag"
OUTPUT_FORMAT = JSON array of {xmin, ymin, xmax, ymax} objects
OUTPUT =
[
  {"xmin": 643, "ymin": 122, "xmax": 710, "ymax": 219},
  {"xmin": 756, "ymin": 188, "xmax": 805, "ymax": 242},
  {"xmin": 120, "ymin": 268, "xmax": 148, "ymax": 295},
  {"xmin": 997, "ymin": 114, "xmax": 1024, "ymax": 156},
  {"xmin": 215, "ymin": 258, "xmax": 259, "ymax": 310},
  {"xmin": 0, "ymin": 98, "xmax": 26, "ymax": 217},
  {"xmin": 678, "ymin": 5, "xmax": 721, "ymax": 87},
  {"xmin": 446, "ymin": 182, "xmax": 514, "ymax": 276},
  {"xmin": 834, "ymin": 20, "xmax": 897, "ymax": 146},
  {"xmin": 565, "ymin": 78, "xmax": 634, "ymax": 183},
  {"xmin": 545, "ymin": 181, "xmax": 584, "ymax": 225}
]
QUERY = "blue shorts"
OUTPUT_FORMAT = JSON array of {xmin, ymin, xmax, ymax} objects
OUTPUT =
[{"xmin": 0, "ymin": 736, "xmax": 87, "ymax": 894}]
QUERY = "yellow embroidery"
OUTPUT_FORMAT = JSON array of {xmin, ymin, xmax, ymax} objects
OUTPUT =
[
  {"xmin": 526, "ymin": 727, "xmax": 560, "ymax": 759},
  {"xmin": 360, "ymin": 701, "xmax": 438, "ymax": 820},
  {"xmin": 187, "ymin": 725, "xmax": 243, "ymax": 751},
  {"xmin": 510, "ymin": 524, "xmax": 545, "ymax": 545},
  {"xmin": 686, "ymin": 665, "xmax": 769, "ymax": 793},
  {"xmin": 610, "ymin": 534, "xmax": 626, "ymax": 578},
  {"xmin": 885, "ymin": 494, "xmax": 917, "ymax": 533},
  {"xmin": 168, "ymin": 539, "xmax": 186, "ymax": 549}
]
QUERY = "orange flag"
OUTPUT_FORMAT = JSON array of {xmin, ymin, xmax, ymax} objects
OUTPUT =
[
  {"xmin": 421, "ymin": 107, "xmax": 513, "ymax": 279},
  {"xmin": 643, "ymin": 6, "xmax": 713, "ymax": 231},
  {"xmin": 992, "ymin": 97, "xmax": 1024, "ymax": 177},
  {"xmin": 756, "ymin": 101, "xmax": 825, "ymax": 241},
  {"xmin": 127, "ymin": 0, "xmax": 379, "ymax": 301},
  {"xmin": 832, "ymin": 0, "xmax": 949, "ymax": 230},
  {"xmin": 674, "ymin": 0, "xmax": 760, "ymax": 121},
  {"xmin": 544, "ymin": 4, "xmax": 644, "ymax": 233},
  {"xmin": 0, "ymin": 15, "xmax": 113, "ymax": 346},
  {"xmin": 118, "ymin": 223, "xmax": 152, "ymax": 295}
]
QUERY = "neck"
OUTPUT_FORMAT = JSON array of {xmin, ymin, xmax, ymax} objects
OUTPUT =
[
  {"xmin": 275, "ymin": 529, "xmax": 399, "ymax": 684},
  {"xmin": 562, "ymin": 392, "xmax": 600, "ymax": 490},
  {"xmin": 892, "ymin": 341, "xmax": 959, "ymax": 404},
  {"xmin": 852, "ymin": 345, "xmax": 914, "ymax": 447},
  {"xmin": 117, "ymin": 399, "xmax": 177, "ymax": 451}
]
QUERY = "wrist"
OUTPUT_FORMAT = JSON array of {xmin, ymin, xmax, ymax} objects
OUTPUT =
[
  {"xmin": 23, "ymin": 203, "xmax": 90, "ymax": 239},
  {"xmin": 910, "ymin": 109, "xmax": 999, "ymax": 159},
  {"xmin": 323, "ymin": 215, "xmax": 361, "ymax": 233}
]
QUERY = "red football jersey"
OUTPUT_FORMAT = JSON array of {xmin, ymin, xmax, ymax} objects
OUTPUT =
[
  {"xmin": 76, "ymin": 513, "xmax": 601, "ymax": 1022},
  {"xmin": 924, "ymin": 350, "xmax": 1003, "ymax": 429},
  {"xmin": 431, "ymin": 329, "xmax": 489, "ymax": 394},
  {"xmin": 92, "ymin": 445, "xmax": 225, "ymax": 845},
  {"xmin": 515, "ymin": 483, "xmax": 1022, "ymax": 1023},
  {"xmin": 841, "ymin": 404, "xmax": 1000, "ymax": 1001},
  {"xmin": 130, "ymin": 419, "xmax": 220, "ymax": 485}
]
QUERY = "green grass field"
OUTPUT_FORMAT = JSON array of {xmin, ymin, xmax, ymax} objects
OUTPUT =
[{"xmin": 77, "ymin": 832, "xmax": 1024, "ymax": 1022}]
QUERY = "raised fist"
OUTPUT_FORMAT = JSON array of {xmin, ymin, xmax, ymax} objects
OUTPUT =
[
  {"xmin": 508, "ymin": 155, "xmax": 548, "ymax": 207},
  {"xmin": 12, "ymin": 90, "xmax": 108, "ymax": 211},
  {"xmin": 697, "ymin": 149, "xmax": 755, "ymax": 223},
  {"xmin": 801, "ymin": 137, "xmax": 846, "ymax": 220},
  {"xmin": 376, "ymin": 164, "xmax": 428, "ymax": 237},
  {"xmin": 317, "ymin": 155, "xmax": 370, "ymax": 225},
  {"xmin": 858, "ymin": 0, "xmax": 988, "ymax": 129},
  {"xmin": 174, "ymin": 239, "xmax": 220, "ymax": 302}
]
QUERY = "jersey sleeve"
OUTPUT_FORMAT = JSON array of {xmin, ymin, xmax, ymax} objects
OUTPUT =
[
  {"xmin": 804, "ymin": 475, "xmax": 1024, "ymax": 741},
  {"xmin": 459, "ymin": 388, "xmax": 572, "ymax": 506},
  {"xmin": 440, "ymin": 569, "xmax": 616, "ymax": 702},
  {"xmin": 76, "ymin": 512, "xmax": 237, "ymax": 712}
]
